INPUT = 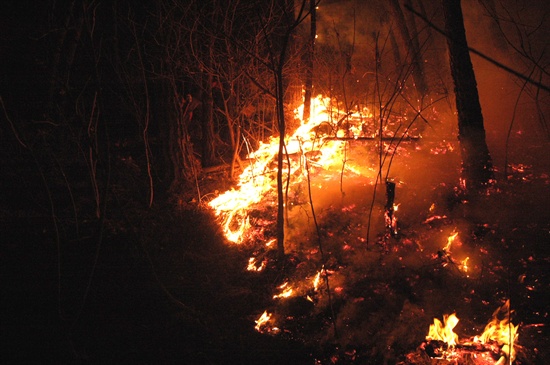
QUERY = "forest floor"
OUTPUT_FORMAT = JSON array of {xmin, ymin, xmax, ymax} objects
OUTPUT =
[{"xmin": 1, "ymin": 131, "xmax": 549, "ymax": 365}]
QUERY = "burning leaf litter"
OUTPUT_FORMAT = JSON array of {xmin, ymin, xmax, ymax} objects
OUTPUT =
[
  {"xmin": 204, "ymin": 95, "xmax": 543, "ymax": 364},
  {"xmin": 422, "ymin": 300, "xmax": 519, "ymax": 365}
]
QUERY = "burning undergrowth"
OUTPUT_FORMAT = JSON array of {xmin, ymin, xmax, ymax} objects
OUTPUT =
[{"xmin": 205, "ymin": 96, "xmax": 548, "ymax": 364}]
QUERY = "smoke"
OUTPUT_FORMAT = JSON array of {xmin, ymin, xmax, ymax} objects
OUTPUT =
[
  {"xmin": 316, "ymin": 0, "xmax": 550, "ymax": 174},
  {"xmin": 461, "ymin": 0, "xmax": 550, "ymax": 173}
]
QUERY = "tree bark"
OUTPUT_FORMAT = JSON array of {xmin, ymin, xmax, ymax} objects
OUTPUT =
[
  {"xmin": 302, "ymin": 0, "xmax": 316, "ymax": 122},
  {"xmin": 442, "ymin": 0, "xmax": 493, "ymax": 191},
  {"xmin": 275, "ymin": 0, "xmax": 296, "ymax": 262},
  {"xmin": 201, "ymin": 68, "xmax": 216, "ymax": 167},
  {"xmin": 388, "ymin": 0, "xmax": 428, "ymax": 97}
]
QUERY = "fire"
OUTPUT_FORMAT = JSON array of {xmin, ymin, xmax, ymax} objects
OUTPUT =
[
  {"xmin": 426, "ymin": 313, "xmax": 459, "ymax": 347},
  {"xmin": 254, "ymin": 310, "xmax": 272, "ymax": 332},
  {"xmin": 208, "ymin": 95, "xmax": 375, "ymax": 244},
  {"xmin": 475, "ymin": 300, "xmax": 519, "ymax": 363},
  {"xmin": 247, "ymin": 257, "xmax": 266, "ymax": 272},
  {"xmin": 312, "ymin": 271, "xmax": 322, "ymax": 292},
  {"xmin": 443, "ymin": 230, "xmax": 459, "ymax": 252},
  {"xmin": 426, "ymin": 300, "xmax": 519, "ymax": 363},
  {"xmin": 461, "ymin": 256, "xmax": 469, "ymax": 274},
  {"xmin": 273, "ymin": 282, "xmax": 294, "ymax": 299}
]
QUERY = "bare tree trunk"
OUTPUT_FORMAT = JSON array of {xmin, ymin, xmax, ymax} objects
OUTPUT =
[
  {"xmin": 201, "ymin": 62, "xmax": 216, "ymax": 166},
  {"xmin": 48, "ymin": 2, "xmax": 84, "ymax": 117},
  {"xmin": 166, "ymin": 84, "xmax": 185, "ymax": 190},
  {"xmin": 276, "ymin": 70, "xmax": 286, "ymax": 261},
  {"xmin": 389, "ymin": 28, "xmax": 402, "ymax": 70},
  {"xmin": 389, "ymin": 0, "xmax": 428, "ymax": 96},
  {"xmin": 442, "ymin": 0, "xmax": 493, "ymax": 191},
  {"xmin": 274, "ymin": 0, "xmax": 297, "ymax": 262},
  {"xmin": 302, "ymin": 0, "xmax": 316, "ymax": 122}
]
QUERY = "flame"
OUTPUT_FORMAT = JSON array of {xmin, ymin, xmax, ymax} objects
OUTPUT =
[
  {"xmin": 427, "ymin": 301, "xmax": 519, "ymax": 363},
  {"xmin": 426, "ymin": 313, "xmax": 459, "ymax": 347},
  {"xmin": 475, "ymin": 300, "xmax": 519, "ymax": 363},
  {"xmin": 460, "ymin": 257, "xmax": 469, "ymax": 274},
  {"xmin": 443, "ymin": 230, "xmax": 459, "ymax": 253},
  {"xmin": 208, "ymin": 95, "xmax": 375, "ymax": 244},
  {"xmin": 254, "ymin": 310, "xmax": 272, "ymax": 332},
  {"xmin": 247, "ymin": 257, "xmax": 266, "ymax": 272},
  {"xmin": 273, "ymin": 282, "xmax": 294, "ymax": 299},
  {"xmin": 312, "ymin": 271, "xmax": 322, "ymax": 292}
]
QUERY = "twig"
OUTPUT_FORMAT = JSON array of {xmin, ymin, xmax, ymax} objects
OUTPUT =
[
  {"xmin": 0, "ymin": 96, "xmax": 28, "ymax": 148},
  {"xmin": 300, "ymin": 140, "xmax": 339, "ymax": 340}
]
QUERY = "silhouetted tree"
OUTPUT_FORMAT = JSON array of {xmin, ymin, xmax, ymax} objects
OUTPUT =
[
  {"xmin": 442, "ymin": 0, "xmax": 493, "ymax": 191},
  {"xmin": 302, "ymin": 0, "xmax": 317, "ymax": 122},
  {"xmin": 389, "ymin": 0, "xmax": 428, "ymax": 97}
]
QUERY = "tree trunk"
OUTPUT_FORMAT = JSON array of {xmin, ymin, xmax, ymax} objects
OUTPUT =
[
  {"xmin": 163, "ymin": 82, "xmax": 183, "ymax": 190},
  {"xmin": 302, "ymin": 0, "xmax": 316, "ymax": 122},
  {"xmin": 200, "ymin": 33, "xmax": 217, "ymax": 168},
  {"xmin": 276, "ymin": 70, "xmax": 286, "ymax": 261},
  {"xmin": 442, "ymin": 0, "xmax": 493, "ymax": 191},
  {"xmin": 274, "ymin": 0, "xmax": 296, "ymax": 262},
  {"xmin": 388, "ymin": 0, "xmax": 428, "ymax": 97}
]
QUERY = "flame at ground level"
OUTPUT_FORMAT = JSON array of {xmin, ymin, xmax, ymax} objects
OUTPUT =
[
  {"xmin": 208, "ymin": 95, "xmax": 380, "ymax": 244},
  {"xmin": 426, "ymin": 313, "xmax": 459, "ymax": 347},
  {"xmin": 426, "ymin": 300, "xmax": 519, "ymax": 363},
  {"xmin": 254, "ymin": 310, "xmax": 272, "ymax": 332}
]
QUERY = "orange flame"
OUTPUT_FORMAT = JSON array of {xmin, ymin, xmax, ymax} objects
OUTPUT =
[
  {"xmin": 254, "ymin": 310, "xmax": 272, "ymax": 332},
  {"xmin": 208, "ymin": 95, "xmax": 375, "ymax": 244},
  {"xmin": 312, "ymin": 271, "xmax": 322, "ymax": 292},
  {"xmin": 247, "ymin": 257, "xmax": 266, "ymax": 272},
  {"xmin": 427, "ymin": 301, "xmax": 519, "ymax": 363},
  {"xmin": 273, "ymin": 282, "xmax": 294, "ymax": 299},
  {"xmin": 443, "ymin": 230, "xmax": 459, "ymax": 253},
  {"xmin": 475, "ymin": 300, "xmax": 519, "ymax": 363},
  {"xmin": 461, "ymin": 256, "xmax": 469, "ymax": 274},
  {"xmin": 426, "ymin": 313, "xmax": 459, "ymax": 347}
]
